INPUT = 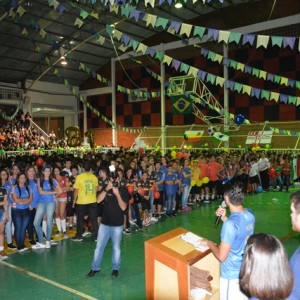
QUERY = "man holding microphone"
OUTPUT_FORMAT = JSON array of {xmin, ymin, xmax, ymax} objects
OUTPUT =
[{"xmin": 199, "ymin": 181, "xmax": 255, "ymax": 300}]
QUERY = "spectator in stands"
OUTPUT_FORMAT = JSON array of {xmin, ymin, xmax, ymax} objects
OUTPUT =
[{"xmin": 240, "ymin": 233, "xmax": 293, "ymax": 300}]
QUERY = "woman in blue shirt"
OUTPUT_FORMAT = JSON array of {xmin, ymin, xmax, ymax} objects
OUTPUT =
[
  {"xmin": 25, "ymin": 166, "xmax": 40, "ymax": 245},
  {"xmin": 0, "ymin": 168, "xmax": 16, "ymax": 250},
  {"xmin": 33, "ymin": 166, "xmax": 62, "ymax": 249},
  {"xmin": 11, "ymin": 172, "xmax": 32, "ymax": 252}
]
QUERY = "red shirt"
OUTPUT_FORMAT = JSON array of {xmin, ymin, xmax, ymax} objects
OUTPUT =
[{"xmin": 56, "ymin": 176, "xmax": 69, "ymax": 198}]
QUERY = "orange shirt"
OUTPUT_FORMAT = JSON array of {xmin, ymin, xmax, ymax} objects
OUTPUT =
[
  {"xmin": 209, "ymin": 162, "xmax": 222, "ymax": 181},
  {"xmin": 199, "ymin": 163, "xmax": 209, "ymax": 178}
]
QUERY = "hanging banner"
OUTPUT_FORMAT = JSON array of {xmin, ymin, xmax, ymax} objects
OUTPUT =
[{"xmin": 245, "ymin": 131, "xmax": 273, "ymax": 144}]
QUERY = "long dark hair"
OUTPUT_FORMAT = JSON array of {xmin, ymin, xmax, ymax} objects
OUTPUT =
[
  {"xmin": 0, "ymin": 168, "xmax": 9, "ymax": 187},
  {"xmin": 40, "ymin": 166, "xmax": 54, "ymax": 191},
  {"xmin": 15, "ymin": 172, "xmax": 30, "ymax": 197},
  {"xmin": 240, "ymin": 233, "xmax": 293, "ymax": 299}
]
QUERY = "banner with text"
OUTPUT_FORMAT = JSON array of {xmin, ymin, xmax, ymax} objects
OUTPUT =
[{"xmin": 246, "ymin": 131, "xmax": 273, "ymax": 144}]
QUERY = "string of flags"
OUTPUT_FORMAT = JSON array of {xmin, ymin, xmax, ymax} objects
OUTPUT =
[
  {"xmin": 198, "ymin": 47, "xmax": 300, "ymax": 91},
  {"xmin": 4, "ymin": 7, "xmax": 145, "ymax": 134},
  {"xmin": 268, "ymin": 127, "xmax": 300, "ymax": 137}
]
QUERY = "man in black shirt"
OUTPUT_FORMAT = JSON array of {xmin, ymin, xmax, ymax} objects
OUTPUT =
[{"xmin": 86, "ymin": 169, "xmax": 129, "ymax": 278}]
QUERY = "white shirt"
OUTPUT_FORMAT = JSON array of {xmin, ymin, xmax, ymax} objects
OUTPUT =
[{"xmin": 258, "ymin": 157, "xmax": 269, "ymax": 171}]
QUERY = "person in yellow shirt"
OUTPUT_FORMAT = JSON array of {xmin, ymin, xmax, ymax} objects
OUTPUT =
[
  {"xmin": 72, "ymin": 160, "xmax": 99, "ymax": 242},
  {"xmin": 190, "ymin": 159, "xmax": 201, "ymax": 204}
]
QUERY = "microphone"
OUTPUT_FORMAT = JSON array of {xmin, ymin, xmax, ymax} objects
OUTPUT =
[{"xmin": 215, "ymin": 200, "xmax": 227, "ymax": 226}]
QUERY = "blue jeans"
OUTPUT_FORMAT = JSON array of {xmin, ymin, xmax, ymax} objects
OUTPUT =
[
  {"xmin": 91, "ymin": 224, "xmax": 123, "ymax": 271},
  {"xmin": 34, "ymin": 202, "xmax": 56, "ymax": 243},
  {"xmin": 166, "ymin": 194, "xmax": 176, "ymax": 215},
  {"xmin": 26, "ymin": 208, "xmax": 36, "ymax": 241},
  {"xmin": 11, "ymin": 208, "xmax": 30, "ymax": 248},
  {"xmin": 181, "ymin": 185, "xmax": 191, "ymax": 207}
]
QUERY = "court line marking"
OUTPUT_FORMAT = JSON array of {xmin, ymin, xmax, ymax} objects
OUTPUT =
[{"xmin": 0, "ymin": 260, "xmax": 98, "ymax": 300}]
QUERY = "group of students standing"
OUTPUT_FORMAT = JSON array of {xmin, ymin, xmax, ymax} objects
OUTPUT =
[{"xmin": 0, "ymin": 162, "xmax": 72, "ymax": 257}]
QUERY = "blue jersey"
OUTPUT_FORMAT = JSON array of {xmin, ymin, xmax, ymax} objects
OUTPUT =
[
  {"xmin": 181, "ymin": 167, "xmax": 191, "ymax": 185},
  {"xmin": 287, "ymin": 246, "xmax": 300, "ymax": 300},
  {"xmin": 39, "ymin": 179, "xmax": 58, "ymax": 203},
  {"xmin": 154, "ymin": 170, "xmax": 165, "ymax": 192},
  {"xmin": 164, "ymin": 173, "xmax": 177, "ymax": 195},
  {"xmin": 12, "ymin": 186, "xmax": 32, "ymax": 209},
  {"xmin": 221, "ymin": 209, "xmax": 255, "ymax": 279},
  {"xmin": 28, "ymin": 179, "xmax": 40, "ymax": 208}
]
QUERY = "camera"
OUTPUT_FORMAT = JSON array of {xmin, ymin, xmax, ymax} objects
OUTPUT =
[{"xmin": 109, "ymin": 165, "xmax": 119, "ymax": 187}]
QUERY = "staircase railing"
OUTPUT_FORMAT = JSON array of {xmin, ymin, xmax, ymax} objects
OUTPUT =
[{"xmin": 30, "ymin": 119, "xmax": 49, "ymax": 142}]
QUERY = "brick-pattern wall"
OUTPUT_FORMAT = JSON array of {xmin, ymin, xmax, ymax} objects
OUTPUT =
[{"xmin": 80, "ymin": 46, "xmax": 300, "ymax": 145}]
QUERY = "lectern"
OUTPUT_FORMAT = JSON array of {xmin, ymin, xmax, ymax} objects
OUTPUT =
[{"xmin": 145, "ymin": 227, "xmax": 220, "ymax": 300}]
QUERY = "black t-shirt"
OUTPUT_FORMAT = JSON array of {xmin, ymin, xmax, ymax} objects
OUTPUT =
[{"xmin": 101, "ymin": 187, "xmax": 130, "ymax": 227}]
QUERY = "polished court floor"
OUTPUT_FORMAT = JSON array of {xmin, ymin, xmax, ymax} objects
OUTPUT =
[{"xmin": 1, "ymin": 188, "xmax": 299, "ymax": 300}]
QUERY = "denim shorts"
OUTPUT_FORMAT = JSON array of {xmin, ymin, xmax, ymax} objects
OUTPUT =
[
  {"xmin": 0, "ymin": 209, "xmax": 5, "ymax": 222},
  {"xmin": 56, "ymin": 197, "xmax": 67, "ymax": 203}
]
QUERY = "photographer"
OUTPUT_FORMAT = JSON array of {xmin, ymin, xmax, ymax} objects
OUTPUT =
[{"xmin": 86, "ymin": 166, "xmax": 130, "ymax": 278}]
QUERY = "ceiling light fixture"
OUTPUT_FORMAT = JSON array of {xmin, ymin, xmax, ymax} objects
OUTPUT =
[
  {"xmin": 60, "ymin": 56, "xmax": 67, "ymax": 65},
  {"xmin": 175, "ymin": 0, "xmax": 183, "ymax": 8}
]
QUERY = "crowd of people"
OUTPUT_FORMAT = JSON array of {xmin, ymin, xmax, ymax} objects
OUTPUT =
[
  {"xmin": 0, "ymin": 113, "xmax": 300, "ymax": 297},
  {"xmin": 0, "ymin": 110, "xmax": 65, "ymax": 152}
]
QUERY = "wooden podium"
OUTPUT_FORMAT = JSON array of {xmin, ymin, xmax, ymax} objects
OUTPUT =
[{"xmin": 145, "ymin": 227, "xmax": 220, "ymax": 300}]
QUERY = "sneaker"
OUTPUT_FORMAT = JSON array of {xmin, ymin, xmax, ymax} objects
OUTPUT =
[
  {"xmin": 51, "ymin": 240, "xmax": 59, "ymax": 246},
  {"xmin": 150, "ymin": 217, "xmax": 158, "ymax": 222},
  {"xmin": 182, "ymin": 206, "xmax": 191, "ymax": 212},
  {"xmin": 154, "ymin": 213, "xmax": 161, "ymax": 219},
  {"xmin": 123, "ymin": 228, "xmax": 131, "ymax": 235},
  {"xmin": 129, "ymin": 220, "xmax": 139, "ymax": 228},
  {"xmin": 82, "ymin": 231, "xmax": 92, "ymax": 237},
  {"xmin": 32, "ymin": 242, "xmax": 46, "ymax": 250},
  {"xmin": 0, "ymin": 250, "xmax": 8, "ymax": 260},
  {"xmin": 129, "ymin": 219, "xmax": 137, "ymax": 226},
  {"xmin": 7, "ymin": 243, "xmax": 17, "ymax": 249},
  {"xmin": 63, "ymin": 232, "xmax": 69, "ymax": 239},
  {"xmin": 55, "ymin": 231, "xmax": 61, "ymax": 237},
  {"xmin": 71, "ymin": 236, "xmax": 83, "ymax": 242},
  {"xmin": 45, "ymin": 241, "xmax": 51, "ymax": 249},
  {"xmin": 29, "ymin": 240, "xmax": 36, "ymax": 245},
  {"xmin": 172, "ymin": 210, "xmax": 177, "ymax": 217},
  {"xmin": 18, "ymin": 247, "xmax": 27, "ymax": 253}
]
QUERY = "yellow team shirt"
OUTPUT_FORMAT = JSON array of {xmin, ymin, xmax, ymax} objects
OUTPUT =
[{"xmin": 73, "ymin": 172, "xmax": 99, "ymax": 204}]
